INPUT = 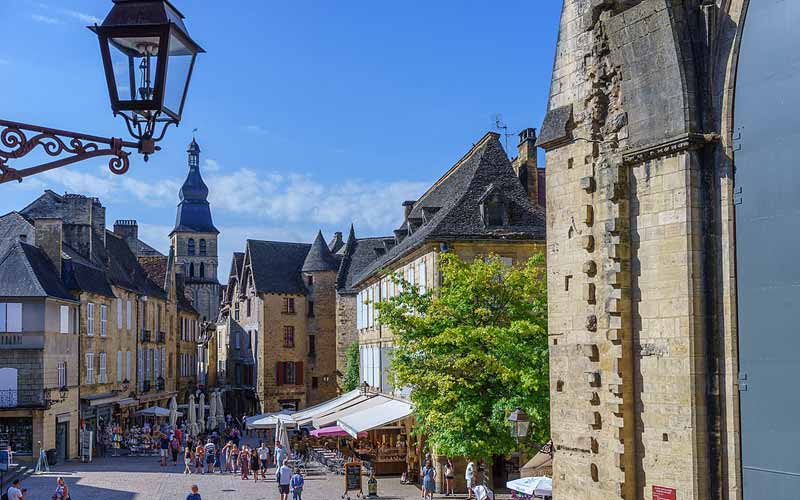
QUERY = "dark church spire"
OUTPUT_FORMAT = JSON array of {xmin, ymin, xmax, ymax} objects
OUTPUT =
[{"xmin": 171, "ymin": 138, "xmax": 218, "ymax": 235}]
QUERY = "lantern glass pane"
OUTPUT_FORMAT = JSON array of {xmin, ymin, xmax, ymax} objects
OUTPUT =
[
  {"xmin": 518, "ymin": 420, "xmax": 530, "ymax": 438},
  {"xmin": 163, "ymin": 33, "xmax": 194, "ymax": 118},
  {"xmin": 108, "ymin": 35, "xmax": 162, "ymax": 110}
]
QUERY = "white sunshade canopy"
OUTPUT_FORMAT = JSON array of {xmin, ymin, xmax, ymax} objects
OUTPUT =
[
  {"xmin": 291, "ymin": 389, "xmax": 364, "ymax": 425},
  {"xmin": 135, "ymin": 406, "xmax": 180, "ymax": 417},
  {"xmin": 247, "ymin": 412, "xmax": 296, "ymax": 430},
  {"xmin": 312, "ymin": 395, "xmax": 391, "ymax": 429},
  {"xmin": 337, "ymin": 398, "xmax": 413, "ymax": 438}
]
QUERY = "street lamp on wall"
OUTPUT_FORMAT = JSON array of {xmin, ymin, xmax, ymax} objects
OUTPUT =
[
  {"xmin": 508, "ymin": 407, "xmax": 530, "ymax": 442},
  {"xmin": 0, "ymin": 0, "xmax": 203, "ymax": 184}
]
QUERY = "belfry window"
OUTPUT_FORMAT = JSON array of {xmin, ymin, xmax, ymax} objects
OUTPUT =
[
  {"xmin": 188, "ymin": 238, "xmax": 195, "ymax": 256},
  {"xmin": 200, "ymin": 262, "xmax": 205, "ymax": 278},
  {"xmin": 199, "ymin": 239, "xmax": 207, "ymax": 256},
  {"xmin": 189, "ymin": 262, "xmax": 195, "ymax": 277}
]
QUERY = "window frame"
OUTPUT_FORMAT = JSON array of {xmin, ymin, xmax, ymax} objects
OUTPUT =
[
  {"xmin": 100, "ymin": 304, "xmax": 107, "ymax": 337},
  {"xmin": 59, "ymin": 305, "xmax": 70, "ymax": 334},
  {"xmin": 87, "ymin": 303, "xmax": 95, "ymax": 336},
  {"xmin": 283, "ymin": 325, "xmax": 295, "ymax": 348},
  {"xmin": 85, "ymin": 352, "xmax": 94, "ymax": 384}
]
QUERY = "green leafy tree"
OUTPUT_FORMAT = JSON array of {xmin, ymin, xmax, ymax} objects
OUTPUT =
[
  {"xmin": 377, "ymin": 252, "xmax": 549, "ymax": 459},
  {"xmin": 342, "ymin": 341, "xmax": 361, "ymax": 392}
]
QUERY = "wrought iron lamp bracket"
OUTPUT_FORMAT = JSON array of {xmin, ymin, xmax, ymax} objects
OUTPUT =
[{"xmin": 0, "ymin": 118, "xmax": 142, "ymax": 185}]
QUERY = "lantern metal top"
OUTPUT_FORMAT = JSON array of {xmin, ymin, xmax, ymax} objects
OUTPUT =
[
  {"xmin": 91, "ymin": 0, "xmax": 205, "ymax": 55},
  {"xmin": 509, "ymin": 407, "xmax": 530, "ymax": 424}
]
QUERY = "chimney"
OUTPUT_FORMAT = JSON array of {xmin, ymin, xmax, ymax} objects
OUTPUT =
[
  {"xmin": 513, "ymin": 128, "xmax": 540, "ymax": 207},
  {"xmin": 34, "ymin": 218, "xmax": 63, "ymax": 277},
  {"xmin": 402, "ymin": 200, "xmax": 415, "ymax": 220},
  {"xmin": 114, "ymin": 219, "xmax": 139, "ymax": 248}
]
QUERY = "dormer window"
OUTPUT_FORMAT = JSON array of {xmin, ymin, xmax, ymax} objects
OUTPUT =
[{"xmin": 479, "ymin": 185, "xmax": 509, "ymax": 227}]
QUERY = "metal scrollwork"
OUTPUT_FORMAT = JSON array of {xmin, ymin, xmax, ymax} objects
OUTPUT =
[{"xmin": 0, "ymin": 119, "xmax": 138, "ymax": 184}]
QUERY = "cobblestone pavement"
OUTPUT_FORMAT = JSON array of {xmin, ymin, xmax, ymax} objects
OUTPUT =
[{"xmin": 10, "ymin": 455, "xmax": 513, "ymax": 500}]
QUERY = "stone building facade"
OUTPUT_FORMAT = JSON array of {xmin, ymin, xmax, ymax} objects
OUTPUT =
[
  {"xmin": 351, "ymin": 131, "xmax": 547, "ymax": 394},
  {"xmin": 217, "ymin": 232, "xmax": 343, "ymax": 415},
  {"xmin": 535, "ymin": 1, "xmax": 761, "ymax": 499},
  {"xmin": 170, "ymin": 139, "xmax": 220, "ymax": 322}
]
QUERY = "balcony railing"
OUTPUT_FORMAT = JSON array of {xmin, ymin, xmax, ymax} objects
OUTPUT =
[
  {"xmin": 141, "ymin": 330, "xmax": 151, "ymax": 343},
  {"xmin": 0, "ymin": 333, "xmax": 45, "ymax": 349},
  {"xmin": 0, "ymin": 388, "xmax": 46, "ymax": 408},
  {"xmin": 157, "ymin": 331, "xmax": 166, "ymax": 344}
]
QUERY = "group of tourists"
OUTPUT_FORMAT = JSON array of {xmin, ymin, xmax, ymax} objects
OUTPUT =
[{"xmin": 417, "ymin": 457, "xmax": 482, "ymax": 500}]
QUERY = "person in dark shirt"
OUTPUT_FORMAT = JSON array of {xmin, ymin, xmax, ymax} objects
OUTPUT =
[{"xmin": 186, "ymin": 484, "xmax": 201, "ymax": 500}]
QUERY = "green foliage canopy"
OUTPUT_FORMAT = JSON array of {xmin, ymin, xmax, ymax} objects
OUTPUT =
[
  {"xmin": 376, "ymin": 252, "xmax": 549, "ymax": 459},
  {"xmin": 342, "ymin": 341, "xmax": 361, "ymax": 392}
]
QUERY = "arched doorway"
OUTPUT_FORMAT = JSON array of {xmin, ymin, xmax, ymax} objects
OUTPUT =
[{"xmin": 735, "ymin": 0, "xmax": 800, "ymax": 496}]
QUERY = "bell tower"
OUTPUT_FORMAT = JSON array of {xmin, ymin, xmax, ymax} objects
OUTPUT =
[{"xmin": 170, "ymin": 138, "xmax": 220, "ymax": 322}]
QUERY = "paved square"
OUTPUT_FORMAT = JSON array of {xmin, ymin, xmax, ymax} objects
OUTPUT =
[{"xmin": 12, "ymin": 455, "xmax": 505, "ymax": 500}]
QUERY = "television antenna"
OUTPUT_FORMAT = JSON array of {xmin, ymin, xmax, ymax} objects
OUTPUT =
[{"xmin": 494, "ymin": 114, "xmax": 514, "ymax": 152}]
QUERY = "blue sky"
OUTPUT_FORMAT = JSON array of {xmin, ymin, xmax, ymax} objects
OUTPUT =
[{"xmin": 0, "ymin": 0, "xmax": 561, "ymax": 277}]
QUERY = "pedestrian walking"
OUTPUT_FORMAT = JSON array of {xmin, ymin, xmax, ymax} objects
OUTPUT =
[
  {"xmin": 250, "ymin": 448, "xmax": 260, "ymax": 481},
  {"xmin": 290, "ymin": 468, "xmax": 305, "ymax": 500},
  {"xmin": 184, "ymin": 446, "xmax": 193, "ymax": 474},
  {"xmin": 465, "ymin": 459, "xmax": 475, "ymax": 500},
  {"xmin": 230, "ymin": 444, "xmax": 239, "ymax": 474},
  {"xmin": 171, "ymin": 435, "xmax": 180, "ymax": 466},
  {"xmin": 6, "ymin": 479, "xmax": 25, "ymax": 500},
  {"xmin": 422, "ymin": 460, "xmax": 436, "ymax": 500},
  {"xmin": 194, "ymin": 443, "xmax": 205, "ymax": 474},
  {"xmin": 257, "ymin": 442, "xmax": 270, "ymax": 475},
  {"xmin": 204, "ymin": 439, "xmax": 216, "ymax": 474},
  {"xmin": 159, "ymin": 431, "xmax": 170, "ymax": 467},
  {"xmin": 277, "ymin": 459, "xmax": 292, "ymax": 500},
  {"xmin": 274, "ymin": 440, "xmax": 287, "ymax": 468},
  {"xmin": 239, "ymin": 446, "xmax": 250, "ymax": 480},
  {"xmin": 444, "ymin": 459, "xmax": 455, "ymax": 496},
  {"xmin": 186, "ymin": 484, "xmax": 201, "ymax": 500},
  {"xmin": 52, "ymin": 476, "xmax": 70, "ymax": 500}
]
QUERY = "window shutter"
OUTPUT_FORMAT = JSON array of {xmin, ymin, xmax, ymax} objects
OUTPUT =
[{"xmin": 296, "ymin": 362, "xmax": 304, "ymax": 386}]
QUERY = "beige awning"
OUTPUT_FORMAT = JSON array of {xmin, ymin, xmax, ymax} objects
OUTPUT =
[{"xmin": 312, "ymin": 395, "xmax": 391, "ymax": 429}]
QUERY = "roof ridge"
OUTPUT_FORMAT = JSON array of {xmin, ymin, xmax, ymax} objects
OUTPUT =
[{"xmin": 414, "ymin": 132, "xmax": 499, "ymax": 208}]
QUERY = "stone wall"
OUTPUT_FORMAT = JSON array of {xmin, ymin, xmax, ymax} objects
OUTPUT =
[
  {"xmin": 539, "ymin": 1, "xmax": 747, "ymax": 499},
  {"xmin": 335, "ymin": 292, "xmax": 357, "ymax": 385},
  {"xmin": 305, "ymin": 269, "xmax": 338, "ymax": 405}
]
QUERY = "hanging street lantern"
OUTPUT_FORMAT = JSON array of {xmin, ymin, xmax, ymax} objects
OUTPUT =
[
  {"xmin": 90, "ymin": 0, "xmax": 205, "ymax": 156},
  {"xmin": 508, "ymin": 407, "xmax": 530, "ymax": 441},
  {"xmin": 0, "ymin": 0, "xmax": 203, "ymax": 184}
]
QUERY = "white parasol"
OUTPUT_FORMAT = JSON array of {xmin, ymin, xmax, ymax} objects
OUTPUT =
[
  {"xmin": 198, "ymin": 392, "xmax": 206, "ymax": 432},
  {"xmin": 216, "ymin": 391, "xmax": 225, "ymax": 429},
  {"xmin": 207, "ymin": 391, "xmax": 217, "ymax": 430},
  {"xmin": 188, "ymin": 394, "xmax": 198, "ymax": 437},
  {"xmin": 169, "ymin": 395, "xmax": 178, "ymax": 429}
]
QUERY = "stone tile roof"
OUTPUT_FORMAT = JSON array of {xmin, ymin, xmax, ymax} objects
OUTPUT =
[
  {"xmin": 246, "ymin": 239, "xmax": 312, "ymax": 295},
  {"xmin": 139, "ymin": 255, "xmax": 169, "ymax": 289},
  {"xmin": 352, "ymin": 132, "xmax": 546, "ymax": 287},
  {"xmin": 105, "ymin": 231, "xmax": 167, "ymax": 299},
  {"xmin": 336, "ymin": 225, "xmax": 393, "ymax": 294},
  {"xmin": 62, "ymin": 245, "xmax": 116, "ymax": 298},
  {"xmin": 302, "ymin": 231, "xmax": 339, "ymax": 272},
  {"xmin": 0, "ymin": 241, "xmax": 74, "ymax": 300},
  {"xmin": 0, "ymin": 212, "xmax": 34, "ymax": 258}
]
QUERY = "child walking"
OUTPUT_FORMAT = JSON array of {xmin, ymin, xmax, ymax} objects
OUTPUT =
[
  {"xmin": 290, "ymin": 468, "xmax": 305, "ymax": 500},
  {"xmin": 184, "ymin": 446, "xmax": 194, "ymax": 474}
]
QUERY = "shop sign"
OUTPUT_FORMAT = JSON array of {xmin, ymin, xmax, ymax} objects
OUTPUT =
[
  {"xmin": 344, "ymin": 462, "xmax": 362, "ymax": 493},
  {"xmin": 653, "ymin": 485, "xmax": 676, "ymax": 500}
]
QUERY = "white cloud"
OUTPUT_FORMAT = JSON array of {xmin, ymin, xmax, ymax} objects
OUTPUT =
[
  {"xmin": 63, "ymin": 10, "xmax": 101, "ymax": 24},
  {"xmin": 31, "ymin": 14, "xmax": 60, "ymax": 24},
  {"xmin": 205, "ymin": 167, "xmax": 428, "ymax": 235},
  {"xmin": 203, "ymin": 159, "xmax": 221, "ymax": 172},
  {"xmin": 136, "ymin": 223, "xmax": 172, "ymax": 255},
  {"xmin": 39, "ymin": 165, "xmax": 179, "ymax": 207},
  {"xmin": 245, "ymin": 125, "xmax": 270, "ymax": 136}
]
